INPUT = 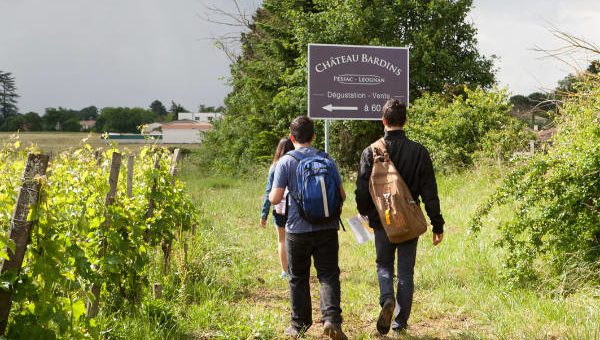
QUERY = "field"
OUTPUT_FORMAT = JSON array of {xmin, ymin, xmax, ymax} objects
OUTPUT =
[
  {"xmin": 168, "ymin": 162, "xmax": 600, "ymax": 339},
  {"xmin": 0, "ymin": 132, "xmax": 200, "ymax": 154},
  {"xmin": 2, "ymin": 135, "xmax": 599, "ymax": 339}
]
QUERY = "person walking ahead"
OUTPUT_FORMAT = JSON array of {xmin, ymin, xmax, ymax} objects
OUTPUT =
[
  {"xmin": 269, "ymin": 116, "xmax": 347, "ymax": 340},
  {"xmin": 355, "ymin": 99, "xmax": 444, "ymax": 335},
  {"xmin": 260, "ymin": 137, "xmax": 294, "ymax": 279}
]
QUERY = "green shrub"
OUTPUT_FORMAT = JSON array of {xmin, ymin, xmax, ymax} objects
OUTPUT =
[
  {"xmin": 470, "ymin": 80, "xmax": 600, "ymax": 284},
  {"xmin": 406, "ymin": 87, "xmax": 533, "ymax": 170}
]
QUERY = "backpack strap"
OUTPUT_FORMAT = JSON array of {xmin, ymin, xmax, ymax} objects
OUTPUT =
[
  {"xmin": 317, "ymin": 150, "xmax": 330, "ymax": 159},
  {"xmin": 370, "ymin": 138, "xmax": 389, "ymax": 162},
  {"xmin": 339, "ymin": 217, "xmax": 346, "ymax": 232},
  {"xmin": 286, "ymin": 150, "xmax": 303, "ymax": 161}
]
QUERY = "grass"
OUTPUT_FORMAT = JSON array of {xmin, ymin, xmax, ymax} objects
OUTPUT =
[{"xmin": 147, "ymin": 162, "xmax": 600, "ymax": 339}]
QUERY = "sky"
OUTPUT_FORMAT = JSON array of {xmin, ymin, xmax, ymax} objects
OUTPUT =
[
  {"xmin": 1, "ymin": 0, "xmax": 600, "ymax": 114},
  {"xmin": 470, "ymin": 0, "xmax": 600, "ymax": 95}
]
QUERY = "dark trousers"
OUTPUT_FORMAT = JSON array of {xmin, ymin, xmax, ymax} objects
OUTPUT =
[
  {"xmin": 374, "ymin": 228, "xmax": 418, "ymax": 330},
  {"xmin": 286, "ymin": 229, "xmax": 342, "ymax": 329}
]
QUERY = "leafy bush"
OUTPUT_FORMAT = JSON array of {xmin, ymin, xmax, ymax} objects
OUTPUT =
[
  {"xmin": 406, "ymin": 87, "xmax": 533, "ymax": 170},
  {"xmin": 470, "ymin": 80, "xmax": 600, "ymax": 283}
]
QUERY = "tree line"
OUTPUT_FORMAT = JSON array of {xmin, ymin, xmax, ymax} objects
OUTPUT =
[
  {"xmin": 508, "ymin": 60, "xmax": 600, "ymax": 127},
  {"xmin": 201, "ymin": 0, "xmax": 497, "ymax": 170},
  {"xmin": 0, "ymin": 71, "xmax": 223, "ymax": 133}
]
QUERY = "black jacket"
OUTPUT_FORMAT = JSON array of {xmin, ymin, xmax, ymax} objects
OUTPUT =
[{"xmin": 355, "ymin": 129, "xmax": 444, "ymax": 234}]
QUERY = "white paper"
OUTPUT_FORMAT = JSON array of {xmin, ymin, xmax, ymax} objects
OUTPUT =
[{"xmin": 347, "ymin": 214, "xmax": 374, "ymax": 245}]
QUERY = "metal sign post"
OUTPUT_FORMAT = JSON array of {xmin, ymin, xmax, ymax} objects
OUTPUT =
[
  {"xmin": 324, "ymin": 119, "xmax": 330, "ymax": 154},
  {"xmin": 307, "ymin": 44, "xmax": 409, "ymax": 152}
]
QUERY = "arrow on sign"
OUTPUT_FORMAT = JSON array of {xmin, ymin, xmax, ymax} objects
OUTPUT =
[{"xmin": 322, "ymin": 104, "xmax": 359, "ymax": 112}]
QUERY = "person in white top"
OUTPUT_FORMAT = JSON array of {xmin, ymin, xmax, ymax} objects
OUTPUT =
[{"xmin": 260, "ymin": 137, "xmax": 294, "ymax": 278}]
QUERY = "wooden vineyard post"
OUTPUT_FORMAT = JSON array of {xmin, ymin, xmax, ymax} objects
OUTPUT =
[
  {"xmin": 169, "ymin": 148, "xmax": 182, "ymax": 180},
  {"xmin": 144, "ymin": 155, "xmax": 160, "ymax": 243},
  {"xmin": 153, "ymin": 283, "xmax": 162, "ymax": 299},
  {"xmin": 127, "ymin": 154, "xmax": 134, "ymax": 198},
  {"xmin": 86, "ymin": 152, "xmax": 121, "ymax": 318},
  {"xmin": 0, "ymin": 154, "xmax": 49, "ymax": 334},
  {"xmin": 162, "ymin": 149, "xmax": 182, "ymax": 273},
  {"xmin": 94, "ymin": 150, "xmax": 102, "ymax": 168},
  {"xmin": 126, "ymin": 154, "xmax": 143, "ymax": 305}
]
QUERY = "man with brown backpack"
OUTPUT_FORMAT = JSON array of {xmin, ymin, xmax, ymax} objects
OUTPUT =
[{"xmin": 355, "ymin": 98, "xmax": 444, "ymax": 335}]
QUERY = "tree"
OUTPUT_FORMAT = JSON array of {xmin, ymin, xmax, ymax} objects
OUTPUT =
[
  {"xmin": 587, "ymin": 60, "xmax": 600, "ymax": 74},
  {"xmin": 169, "ymin": 101, "xmax": 188, "ymax": 116},
  {"xmin": 94, "ymin": 107, "xmax": 155, "ymax": 133},
  {"xmin": 0, "ymin": 114, "xmax": 25, "ymax": 131},
  {"xmin": 408, "ymin": 87, "xmax": 532, "ymax": 169},
  {"xmin": 78, "ymin": 106, "xmax": 99, "ymax": 120},
  {"xmin": 509, "ymin": 94, "xmax": 532, "ymax": 112},
  {"xmin": 203, "ymin": 0, "xmax": 497, "ymax": 169},
  {"xmin": 0, "ymin": 71, "xmax": 19, "ymax": 118},
  {"xmin": 150, "ymin": 100, "xmax": 168, "ymax": 118},
  {"xmin": 42, "ymin": 107, "xmax": 80, "ymax": 131},
  {"xmin": 527, "ymin": 92, "xmax": 555, "ymax": 112},
  {"xmin": 556, "ymin": 59, "xmax": 600, "ymax": 94},
  {"xmin": 23, "ymin": 112, "xmax": 42, "ymax": 131},
  {"xmin": 198, "ymin": 104, "xmax": 224, "ymax": 112}
]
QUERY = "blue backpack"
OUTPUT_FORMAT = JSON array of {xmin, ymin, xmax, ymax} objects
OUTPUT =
[{"xmin": 287, "ymin": 150, "xmax": 343, "ymax": 225}]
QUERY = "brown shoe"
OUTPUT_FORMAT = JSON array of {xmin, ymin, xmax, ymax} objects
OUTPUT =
[
  {"xmin": 323, "ymin": 321, "xmax": 347, "ymax": 340},
  {"xmin": 376, "ymin": 298, "xmax": 395, "ymax": 334}
]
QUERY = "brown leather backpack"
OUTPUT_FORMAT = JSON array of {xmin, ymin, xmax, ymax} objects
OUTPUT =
[{"xmin": 368, "ymin": 138, "xmax": 427, "ymax": 243}]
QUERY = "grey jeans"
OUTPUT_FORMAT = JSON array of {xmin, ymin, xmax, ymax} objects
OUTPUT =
[{"xmin": 374, "ymin": 228, "xmax": 419, "ymax": 331}]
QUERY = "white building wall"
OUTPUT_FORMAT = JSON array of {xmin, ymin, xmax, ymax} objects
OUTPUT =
[
  {"xmin": 162, "ymin": 129, "xmax": 203, "ymax": 144},
  {"xmin": 178, "ymin": 112, "xmax": 223, "ymax": 122}
]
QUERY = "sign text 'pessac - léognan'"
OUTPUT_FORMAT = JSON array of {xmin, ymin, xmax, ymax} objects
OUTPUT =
[{"xmin": 308, "ymin": 44, "xmax": 409, "ymax": 120}]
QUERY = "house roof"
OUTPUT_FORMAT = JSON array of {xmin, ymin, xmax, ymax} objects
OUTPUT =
[
  {"xmin": 161, "ymin": 119, "xmax": 213, "ymax": 130},
  {"xmin": 79, "ymin": 120, "xmax": 96, "ymax": 127}
]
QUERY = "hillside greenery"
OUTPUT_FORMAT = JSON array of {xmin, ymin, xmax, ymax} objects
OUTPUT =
[
  {"xmin": 471, "ymin": 77, "xmax": 600, "ymax": 284},
  {"xmin": 406, "ymin": 87, "xmax": 533, "ymax": 170}
]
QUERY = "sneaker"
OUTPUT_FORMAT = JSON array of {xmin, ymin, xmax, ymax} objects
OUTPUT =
[
  {"xmin": 376, "ymin": 298, "xmax": 395, "ymax": 334},
  {"xmin": 323, "ymin": 321, "xmax": 347, "ymax": 340},
  {"xmin": 280, "ymin": 271, "xmax": 289, "ymax": 279},
  {"xmin": 284, "ymin": 325, "xmax": 300, "ymax": 338}
]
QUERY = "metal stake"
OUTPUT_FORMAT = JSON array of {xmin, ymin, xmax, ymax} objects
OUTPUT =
[{"xmin": 324, "ymin": 119, "xmax": 330, "ymax": 154}]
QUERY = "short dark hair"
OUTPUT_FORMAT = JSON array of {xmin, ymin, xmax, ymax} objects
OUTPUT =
[
  {"xmin": 290, "ymin": 116, "xmax": 314, "ymax": 143},
  {"xmin": 382, "ymin": 99, "xmax": 407, "ymax": 127}
]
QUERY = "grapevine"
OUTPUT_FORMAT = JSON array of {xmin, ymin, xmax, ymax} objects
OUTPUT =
[{"xmin": 0, "ymin": 138, "xmax": 197, "ymax": 338}]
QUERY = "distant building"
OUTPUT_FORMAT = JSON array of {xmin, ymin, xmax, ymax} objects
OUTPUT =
[
  {"xmin": 161, "ymin": 119, "xmax": 213, "ymax": 144},
  {"xmin": 177, "ymin": 112, "xmax": 223, "ymax": 122},
  {"xmin": 79, "ymin": 120, "xmax": 96, "ymax": 131}
]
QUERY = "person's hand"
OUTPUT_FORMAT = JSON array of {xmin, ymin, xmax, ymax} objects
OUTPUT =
[
  {"xmin": 432, "ymin": 232, "xmax": 443, "ymax": 246},
  {"xmin": 260, "ymin": 218, "xmax": 267, "ymax": 228}
]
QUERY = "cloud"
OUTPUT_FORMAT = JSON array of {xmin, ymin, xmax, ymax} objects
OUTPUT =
[{"xmin": 471, "ymin": 0, "xmax": 600, "ymax": 95}]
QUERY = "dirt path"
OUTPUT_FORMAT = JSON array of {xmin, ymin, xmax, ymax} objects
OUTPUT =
[{"xmin": 241, "ymin": 271, "xmax": 480, "ymax": 339}]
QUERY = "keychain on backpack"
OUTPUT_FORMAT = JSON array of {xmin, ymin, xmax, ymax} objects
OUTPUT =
[{"xmin": 383, "ymin": 193, "xmax": 392, "ymax": 225}]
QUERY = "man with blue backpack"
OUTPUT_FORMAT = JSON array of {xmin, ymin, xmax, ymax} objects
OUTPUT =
[{"xmin": 269, "ymin": 116, "xmax": 347, "ymax": 340}]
